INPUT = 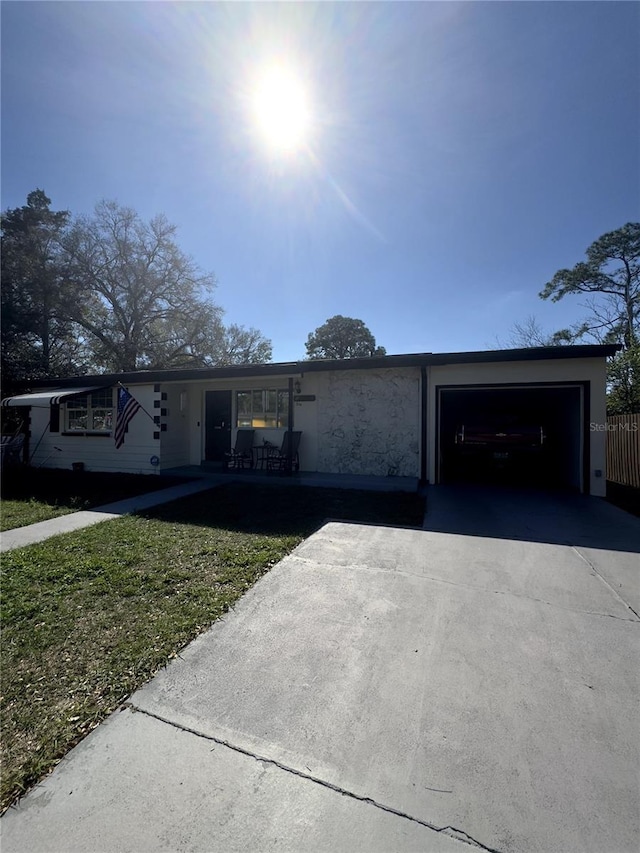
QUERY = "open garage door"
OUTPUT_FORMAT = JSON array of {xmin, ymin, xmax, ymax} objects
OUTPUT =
[{"xmin": 437, "ymin": 385, "xmax": 586, "ymax": 491}]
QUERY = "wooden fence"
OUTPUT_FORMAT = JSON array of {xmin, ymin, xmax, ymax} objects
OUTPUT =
[{"xmin": 606, "ymin": 414, "xmax": 640, "ymax": 488}]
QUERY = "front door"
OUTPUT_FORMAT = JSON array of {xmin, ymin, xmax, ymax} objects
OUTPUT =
[{"xmin": 205, "ymin": 391, "xmax": 232, "ymax": 462}]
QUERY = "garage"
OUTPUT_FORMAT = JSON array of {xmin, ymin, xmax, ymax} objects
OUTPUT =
[{"xmin": 437, "ymin": 384, "xmax": 586, "ymax": 491}]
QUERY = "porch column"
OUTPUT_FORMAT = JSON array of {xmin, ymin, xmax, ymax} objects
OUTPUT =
[
  {"xmin": 420, "ymin": 366, "xmax": 428, "ymax": 486},
  {"xmin": 286, "ymin": 377, "xmax": 294, "ymax": 474}
]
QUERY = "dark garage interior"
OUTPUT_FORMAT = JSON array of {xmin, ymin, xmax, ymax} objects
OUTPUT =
[{"xmin": 438, "ymin": 385, "xmax": 584, "ymax": 491}]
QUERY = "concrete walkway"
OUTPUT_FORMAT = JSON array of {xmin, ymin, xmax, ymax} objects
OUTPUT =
[
  {"xmin": 0, "ymin": 479, "xmax": 220, "ymax": 552},
  {"xmin": 2, "ymin": 488, "xmax": 639, "ymax": 852}
]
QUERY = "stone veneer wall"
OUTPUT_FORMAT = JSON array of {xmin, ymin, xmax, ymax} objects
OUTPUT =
[{"xmin": 315, "ymin": 368, "xmax": 420, "ymax": 477}]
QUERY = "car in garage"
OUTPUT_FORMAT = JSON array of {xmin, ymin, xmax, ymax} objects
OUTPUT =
[{"xmin": 455, "ymin": 420, "xmax": 545, "ymax": 463}]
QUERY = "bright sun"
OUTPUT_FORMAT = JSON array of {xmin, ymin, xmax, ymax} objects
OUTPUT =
[{"xmin": 251, "ymin": 66, "xmax": 311, "ymax": 154}]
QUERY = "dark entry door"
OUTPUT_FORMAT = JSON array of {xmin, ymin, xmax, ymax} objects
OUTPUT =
[{"xmin": 205, "ymin": 391, "xmax": 232, "ymax": 462}]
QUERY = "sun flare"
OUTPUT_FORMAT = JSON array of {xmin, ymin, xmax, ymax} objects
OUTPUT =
[{"xmin": 251, "ymin": 66, "xmax": 311, "ymax": 153}]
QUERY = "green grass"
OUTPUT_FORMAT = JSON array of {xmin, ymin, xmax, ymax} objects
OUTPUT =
[
  {"xmin": 0, "ymin": 468, "xmax": 187, "ymax": 531},
  {"xmin": 1, "ymin": 482, "xmax": 424, "ymax": 813},
  {"xmin": 1, "ymin": 498, "xmax": 78, "ymax": 530}
]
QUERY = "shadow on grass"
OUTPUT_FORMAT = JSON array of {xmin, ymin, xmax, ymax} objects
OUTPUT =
[
  {"xmin": 136, "ymin": 482, "xmax": 426, "ymax": 538},
  {"xmin": 1, "ymin": 468, "xmax": 189, "ymax": 510}
]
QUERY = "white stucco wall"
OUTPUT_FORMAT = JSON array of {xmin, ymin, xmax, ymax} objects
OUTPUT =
[
  {"xmin": 314, "ymin": 368, "xmax": 421, "ymax": 477},
  {"xmin": 188, "ymin": 385, "xmax": 205, "ymax": 466},
  {"xmin": 427, "ymin": 357, "xmax": 608, "ymax": 495}
]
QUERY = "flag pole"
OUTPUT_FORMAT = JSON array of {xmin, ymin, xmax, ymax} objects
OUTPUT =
[{"xmin": 116, "ymin": 382, "xmax": 157, "ymax": 424}]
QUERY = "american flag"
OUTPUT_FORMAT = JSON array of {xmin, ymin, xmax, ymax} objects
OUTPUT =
[{"xmin": 114, "ymin": 387, "xmax": 141, "ymax": 449}]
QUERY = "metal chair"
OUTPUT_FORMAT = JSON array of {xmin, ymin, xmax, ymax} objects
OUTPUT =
[
  {"xmin": 266, "ymin": 431, "xmax": 302, "ymax": 474},
  {"xmin": 224, "ymin": 429, "xmax": 255, "ymax": 469}
]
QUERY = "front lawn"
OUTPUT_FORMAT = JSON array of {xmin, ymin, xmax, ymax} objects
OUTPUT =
[
  {"xmin": 1, "ymin": 482, "xmax": 424, "ymax": 813},
  {"xmin": 0, "ymin": 468, "xmax": 186, "ymax": 531}
]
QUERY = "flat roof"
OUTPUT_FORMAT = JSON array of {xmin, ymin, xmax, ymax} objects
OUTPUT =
[{"xmin": 27, "ymin": 344, "xmax": 620, "ymax": 390}]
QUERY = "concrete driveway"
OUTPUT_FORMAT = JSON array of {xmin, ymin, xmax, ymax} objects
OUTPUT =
[{"xmin": 2, "ymin": 487, "xmax": 639, "ymax": 853}]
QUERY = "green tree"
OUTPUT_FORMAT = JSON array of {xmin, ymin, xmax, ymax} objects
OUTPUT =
[
  {"xmin": 1, "ymin": 190, "xmax": 87, "ymax": 397},
  {"xmin": 607, "ymin": 343, "xmax": 640, "ymax": 415},
  {"xmin": 305, "ymin": 315, "xmax": 386, "ymax": 360},
  {"xmin": 63, "ymin": 201, "xmax": 271, "ymax": 371},
  {"xmin": 540, "ymin": 223, "xmax": 639, "ymax": 349},
  {"xmin": 537, "ymin": 223, "xmax": 640, "ymax": 415}
]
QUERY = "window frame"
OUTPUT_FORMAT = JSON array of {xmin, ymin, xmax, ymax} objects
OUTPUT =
[
  {"xmin": 235, "ymin": 388, "xmax": 289, "ymax": 429},
  {"xmin": 62, "ymin": 389, "xmax": 115, "ymax": 436}
]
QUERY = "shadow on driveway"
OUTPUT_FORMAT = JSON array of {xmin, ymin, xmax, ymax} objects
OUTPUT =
[{"xmin": 424, "ymin": 484, "xmax": 640, "ymax": 554}]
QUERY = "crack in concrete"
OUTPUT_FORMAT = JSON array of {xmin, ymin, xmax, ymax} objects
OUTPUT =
[
  {"xmin": 571, "ymin": 547, "xmax": 640, "ymax": 621},
  {"xmin": 488, "ymin": 587, "xmax": 638, "ymax": 623},
  {"xmin": 291, "ymin": 555, "xmax": 639, "ymax": 623},
  {"xmin": 125, "ymin": 703, "xmax": 504, "ymax": 853}
]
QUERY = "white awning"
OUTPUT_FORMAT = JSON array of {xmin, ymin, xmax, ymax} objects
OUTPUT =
[{"xmin": 1, "ymin": 386, "xmax": 108, "ymax": 408}]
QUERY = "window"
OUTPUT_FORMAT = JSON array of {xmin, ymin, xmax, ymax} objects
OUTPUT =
[
  {"xmin": 236, "ymin": 389, "xmax": 289, "ymax": 428},
  {"xmin": 65, "ymin": 390, "xmax": 114, "ymax": 434}
]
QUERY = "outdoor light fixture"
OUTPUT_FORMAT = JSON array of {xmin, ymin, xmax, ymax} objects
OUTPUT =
[{"xmin": 294, "ymin": 380, "xmax": 302, "ymax": 395}]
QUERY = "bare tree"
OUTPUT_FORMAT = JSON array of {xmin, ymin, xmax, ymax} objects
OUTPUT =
[
  {"xmin": 502, "ymin": 315, "xmax": 577, "ymax": 349},
  {"xmin": 63, "ymin": 201, "xmax": 271, "ymax": 371}
]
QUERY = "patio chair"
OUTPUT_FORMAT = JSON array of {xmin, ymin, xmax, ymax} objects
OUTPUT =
[
  {"xmin": 225, "ymin": 429, "xmax": 255, "ymax": 469},
  {"xmin": 266, "ymin": 431, "xmax": 302, "ymax": 474}
]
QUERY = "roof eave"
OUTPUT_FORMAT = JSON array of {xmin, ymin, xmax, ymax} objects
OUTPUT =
[{"xmin": 24, "ymin": 344, "xmax": 621, "ymax": 390}]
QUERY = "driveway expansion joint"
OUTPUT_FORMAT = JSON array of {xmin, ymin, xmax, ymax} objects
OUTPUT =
[
  {"xmin": 291, "ymin": 555, "xmax": 638, "ymax": 622},
  {"xmin": 571, "ymin": 546, "xmax": 640, "ymax": 621},
  {"xmin": 124, "ymin": 703, "xmax": 504, "ymax": 853}
]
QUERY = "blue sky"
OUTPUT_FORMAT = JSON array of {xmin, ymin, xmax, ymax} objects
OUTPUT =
[{"xmin": 2, "ymin": 1, "xmax": 638, "ymax": 362}]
